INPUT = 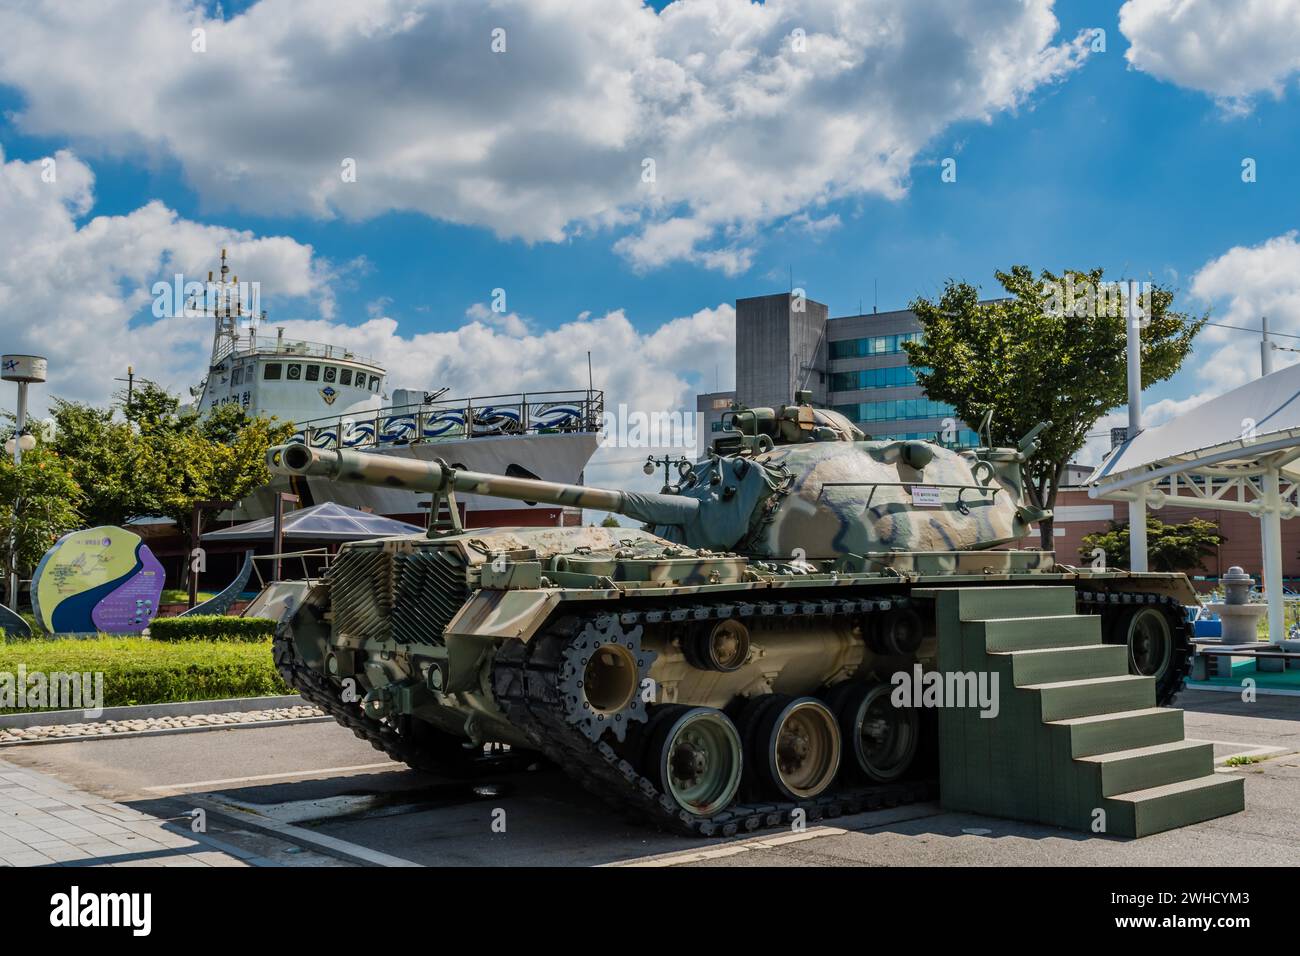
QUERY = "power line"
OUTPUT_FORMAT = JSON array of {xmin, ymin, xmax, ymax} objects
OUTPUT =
[{"xmin": 1199, "ymin": 319, "xmax": 1300, "ymax": 341}]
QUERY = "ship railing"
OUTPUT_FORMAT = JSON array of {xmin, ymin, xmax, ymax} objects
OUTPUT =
[
  {"xmin": 215, "ymin": 335, "xmax": 381, "ymax": 369},
  {"xmin": 286, "ymin": 389, "xmax": 605, "ymax": 450}
]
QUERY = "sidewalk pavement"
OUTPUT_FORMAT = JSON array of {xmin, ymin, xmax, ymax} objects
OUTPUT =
[{"xmin": 0, "ymin": 758, "xmax": 252, "ymax": 867}]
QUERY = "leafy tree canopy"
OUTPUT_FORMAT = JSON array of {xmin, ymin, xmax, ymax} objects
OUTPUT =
[
  {"xmin": 1080, "ymin": 517, "xmax": 1223, "ymax": 573},
  {"xmin": 5, "ymin": 380, "xmax": 291, "ymax": 589},
  {"xmin": 903, "ymin": 266, "xmax": 1203, "ymax": 547},
  {"xmin": 0, "ymin": 445, "xmax": 84, "ymax": 575}
]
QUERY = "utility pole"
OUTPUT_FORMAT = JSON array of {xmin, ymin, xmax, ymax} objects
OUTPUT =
[
  {"xmin": 114, "ymin": 366, "xmax": 135, "ymax": 417},
  {"xmin": 1261, "ymin": 315, "xmax": 1274, "ymax": 375},
  {"xmin": 1125, "ymin": 282, "xmax": 1148, "ymax": 572},
  {"xmin": 1259, "ymin": 316, "xmax": 1282, "ymax": 642}
]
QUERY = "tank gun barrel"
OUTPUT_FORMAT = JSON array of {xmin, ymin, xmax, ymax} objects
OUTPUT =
[{"xmin": 268, "ymin": 443, "xmax": 700, "ymax": 527}]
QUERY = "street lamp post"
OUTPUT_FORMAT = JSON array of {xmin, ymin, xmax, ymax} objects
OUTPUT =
[
  {"xmin": 643, "ymin": 454, "xmax": 692, "ymax": 492},
  {"xmin": 2, "ymin": 355, "xmax": 47, "ymax": 609}
]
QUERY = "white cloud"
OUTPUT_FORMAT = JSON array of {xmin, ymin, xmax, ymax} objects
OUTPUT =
[
  {"xmin": 1119, "ymin": 0, "xmax": 1300, "ymax": 112},
  {"xmin": 1188, "ymin": 231, "xmax": 1300, "ymax": 388},
  {"xmin": 0, "ymin": 145, "xmax": 736, "ymax": 498},
  {"xmin": 1074, "ymin": 233, "xmax": 1300, "ymax": 466},
  {"xmin": 243, "ymin": 300, "xmax": 738, "ymax": 499},
  {"xmin": 465, "ymin": 302, "xmax": 530, "ymax": 337},
  {"xmin": 0, "ymin": 147, "xmax": 330, "ymax": 413},
  {"xmin": 0, "ymin": 0, "xmax": 1091, "ymax": 272}
]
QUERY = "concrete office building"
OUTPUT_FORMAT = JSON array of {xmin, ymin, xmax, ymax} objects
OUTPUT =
[{"xmin": 732, "ymin": 291, "xmax": 980, "ymax": 446}]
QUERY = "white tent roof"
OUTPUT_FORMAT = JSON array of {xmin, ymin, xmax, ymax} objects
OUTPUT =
[
  {"xmin": 202, "ymin": 501, "xmax": 424, "ymax": 542},
  {"xmin": 1089, "ymin": 360, "xmax": 1300, "ymax": 491}
]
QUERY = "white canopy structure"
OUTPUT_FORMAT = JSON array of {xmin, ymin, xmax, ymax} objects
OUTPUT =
[{"xmin": 1088, "ymin": 360, "xmax": 1300, "ymax": 643}]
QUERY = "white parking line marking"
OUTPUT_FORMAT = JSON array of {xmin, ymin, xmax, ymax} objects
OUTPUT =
[
  {"xmin": 193, "ymin": 794, "xmax": 421, "ymax": 867},
  {"xmin": 610, "ymin": 826, "xmax": 850, "ymax": 867},
  {"xmin": 142, "ymin": 762, "xmax": 398, "ymax": 794}
]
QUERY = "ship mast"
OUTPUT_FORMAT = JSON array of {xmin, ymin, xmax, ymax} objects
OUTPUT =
[{"xmin": 190, "ymin": 248, "xmax": 262, "ymax": 368}]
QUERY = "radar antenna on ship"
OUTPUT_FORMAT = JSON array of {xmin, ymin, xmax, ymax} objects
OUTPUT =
[{"xmin": 188, "ymin": 248, "xmax": 262, "ymax": 368}]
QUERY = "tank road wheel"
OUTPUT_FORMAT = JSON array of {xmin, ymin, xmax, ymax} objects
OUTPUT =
[
  {"xmin": 644, "ymin": 706, "xmax": 743, "ymax": 818},
  {"xmin": 745, "ymin": 696, "xmax": 841, "ymax": 801},
  {"xmin": 1106, "ymin": 604, "xmax": 1187, "ymax": 706},
  {"xmin": 826, "ymin": 681, "xmax": 919, "ymax": 783},
  {"xmin": 874, "ymin": 607, "xmax": 925, "ymax": 656},
  {"xmin": 558, "ymin": 615, "xmax": 657, "ymax": 743},
  {"xmin": 683, "ymin": 619, "xmax": 751, "ymax": 672}
]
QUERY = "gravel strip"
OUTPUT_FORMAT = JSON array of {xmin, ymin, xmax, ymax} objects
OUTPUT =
[{"xmin": 0, "ymin": 705, "xmax": 324, "ymax": 742}]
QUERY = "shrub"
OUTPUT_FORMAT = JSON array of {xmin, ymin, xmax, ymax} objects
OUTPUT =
[
  {"xmin": 148, "ymin": 615, "xmax": 275, "ymax": 643},
  {"xmin": 0, "ymin": 637, "xmax": 288, "ymax": 710}
]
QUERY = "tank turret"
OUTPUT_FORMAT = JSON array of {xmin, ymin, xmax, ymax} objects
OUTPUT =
[{"xmin": 269, "ymin": 409, "xmax": 1050, "ymax": 559}]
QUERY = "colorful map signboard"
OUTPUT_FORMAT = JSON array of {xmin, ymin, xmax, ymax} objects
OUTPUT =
[{"xmin": 31, "ymin": 526, "xmax": 165, "ymax": 635}]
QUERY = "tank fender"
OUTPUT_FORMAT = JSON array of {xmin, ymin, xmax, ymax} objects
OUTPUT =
[{"xmin": 442, "ymin": 589, "xmax": 571, "ymax": 694}]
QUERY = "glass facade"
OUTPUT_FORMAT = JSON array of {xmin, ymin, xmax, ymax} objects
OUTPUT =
[
  {"xmin": 828, "ymin": 331, "xmax": 922, "ymax": 359},
  {"xmin": 833, "ymin": 398, "xmax": 955, "ymax": 423},
  {"xmin": 829, "ymin": 365, "xmax": 924, "ymax": 391}
]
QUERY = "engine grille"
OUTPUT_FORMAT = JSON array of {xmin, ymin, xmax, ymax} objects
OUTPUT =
[{"xmin": 329, "ymin": 544, "xmax": 472, "ymax": 646}]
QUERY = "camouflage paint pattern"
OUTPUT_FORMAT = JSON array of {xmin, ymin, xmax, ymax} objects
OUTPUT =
[
  {"xmin": 723, "ymin": 439, "xmax": 1032, "ymax": 560},
  {"xmin": 272, "ymin": 432, "xmax": 1036, "ymax": 562},
  {"xmin": 269, "ymin": 405, "xmax": 1196, "ymax": 744}
]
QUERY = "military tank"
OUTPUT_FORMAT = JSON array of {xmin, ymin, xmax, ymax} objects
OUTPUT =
[{"xmin": 268, "ymin": 395, "xmax": 1196, "ymax": 836}]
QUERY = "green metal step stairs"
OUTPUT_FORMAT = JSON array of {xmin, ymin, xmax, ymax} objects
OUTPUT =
[{"xmin": 916, "ymin": 586, "xmax": 1243, "ymax": 838}]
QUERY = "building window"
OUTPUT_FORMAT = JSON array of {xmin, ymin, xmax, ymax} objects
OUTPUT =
[
  {"xmin": 232, "ymin": 367, "xmax": 242, "ymax": 386},
  {"xmin": 287, "ymin": 363, "xmax": 302, "ymax": 380},
  {"xmin": 264, "ymin": 363, "xmax": 282, "ymax": 381},
  {"xmin": 832, "ymin": 398, "xmax": 955, "ymax": 423},
  {"xmin": 305, "ymin": 364, "xmax": 320, "ymax": 381},
  {"xmin": 340, "ymin": 368, "xmax": 353, "ymax": 386},
  {"xmin": 829, "ymin": 331, "xmax": 923, "ymax": 360},
  {"xmin": 323, "ymin": 366, "xmax": 337, "ymax": 383},
  {"xmin": 829, "ymin": 365, "xmax": 925, "ymax": 391}
]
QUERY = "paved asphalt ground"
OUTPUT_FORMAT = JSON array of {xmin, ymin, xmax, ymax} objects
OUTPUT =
[{"xmin": 2, "ymin": 690, "xmax": 1296, "ymax": 867}]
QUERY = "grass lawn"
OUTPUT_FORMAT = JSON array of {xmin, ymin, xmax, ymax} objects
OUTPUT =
[
  {"xmin": 0, "ymin": 637, "xmax": 288, "ymax": 712},
  {"xmin": 160, "ymin": 589, "xmax": 217, "ymax": 604}
]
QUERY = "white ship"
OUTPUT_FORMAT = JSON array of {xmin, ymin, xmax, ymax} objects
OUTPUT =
[{"xmin": 191, "ymin": 251, "xmax": 603, "ymax": 527}]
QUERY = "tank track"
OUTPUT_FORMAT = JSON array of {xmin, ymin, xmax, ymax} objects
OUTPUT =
[
  {"xmin": 492, "ymin": 599, "xmax": 936, "ymax": 838},
  {"xmin": 1076, "ymin": 590, "xmax": 1192, "ymax": 707},
  {"xmin": 272, "ymin": 612, "xmax": 514, "ymax": 775}
]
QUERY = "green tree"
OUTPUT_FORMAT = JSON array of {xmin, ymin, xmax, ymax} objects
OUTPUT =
[
  {"xmin": 48, "ymin": 398, "xmax": 155, "ymax": 525},
  {"xmin": 121, "ymin": 378, "xmax": 184, "ymax": 433},
  {"xmin": 0, "ymin": 445, "xmax": 85, "ymax": 590},
  {"xmin": 904, "ymin": 266, "xmax": 1203, "ymax": 547},
  {"xmin": 600, "ymin": 514, "xmax": 621, "ymax": 528},
  {"xmin": 139, "ymin": 402, "xmax": 292, "ymax": 584},
  {"xmin": 1080, "ymin": 517, "xmax": 1223, "ymax": 573}
]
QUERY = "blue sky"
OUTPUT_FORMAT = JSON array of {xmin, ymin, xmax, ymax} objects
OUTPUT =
[{"xmin": 1, "ymin": 0, "xmax": 1298, "ymax": 475}]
